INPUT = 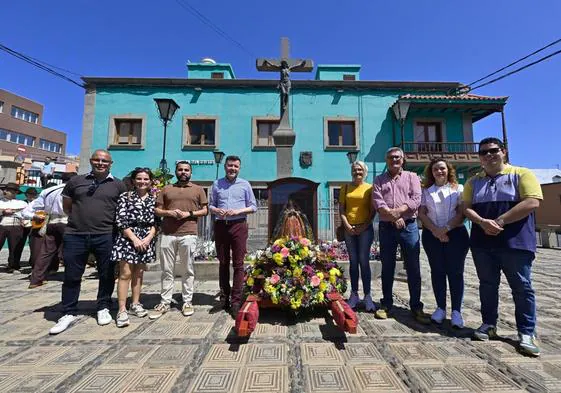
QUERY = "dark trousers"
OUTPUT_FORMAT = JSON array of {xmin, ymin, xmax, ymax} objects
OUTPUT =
[
  {"xmin": 344, "ymin": 223, "xmax": 374, "ymax": 295},
  {"xmin": 62, "ymin": 233, "xmax": 115, "ymax": 315},
  {"xmin": 14, "ymin": 227, "xmax": 42, "ymax": 268},
  {"xmin": 422, "ymin": 226, "xmax": 469, "ymax": 312},
  {"xmin": 0, "ymin": 225, "xmax": 24, "ymax": 269},
  {"xmin": 379, "ymin": 220, "xmax": 423, "ymax": 311},
  {"xmin": 30, "ymin": 223, "xmax": 66, "ymax": 285},
  {"xmin": 472, "ymin": 247, "xmax": 536, "ymax": 335},
  {"xmin": 214, "ymin": 221, "xmax": 248, "ymax": 306}
]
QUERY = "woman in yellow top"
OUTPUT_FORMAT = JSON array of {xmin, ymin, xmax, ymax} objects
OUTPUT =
[{"xmin": 339, "ymin": 161, "xmax": 376, "ymax": 311}]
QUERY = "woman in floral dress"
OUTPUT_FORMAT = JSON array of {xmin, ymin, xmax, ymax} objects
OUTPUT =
[{"xmin": 111, "ymin": 168, "xmax": 157, "ymax": 327}]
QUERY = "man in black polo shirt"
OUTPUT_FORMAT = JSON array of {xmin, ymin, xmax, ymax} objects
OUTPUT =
[{"xmin": 49, "ymin": 149, "xmax": 127, "ymax": 335}]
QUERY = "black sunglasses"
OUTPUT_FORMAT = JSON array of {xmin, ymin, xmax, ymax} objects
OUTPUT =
[{"xmin": 478, "ymin": 147, "xmax": 502, "ymax": 156}]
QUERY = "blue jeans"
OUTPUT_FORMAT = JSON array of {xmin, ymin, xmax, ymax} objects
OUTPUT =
[
  {"xmin": 62, "ymin": 233, "xmax": 115, "ymax": 315},
  {"xmin": 344, "ymin": 223, "xmax": 374, "ymax": 295},
  {"xmin": 379, "ymin": 220, "xmax": 423, "ymax": 311},
  {"xmin": 422, "ymin": 226, "xmax": 469, "ymax": 312},
  {"xmin": 472, "ymin": 247, "xmax": 536, "ymax": 335}
]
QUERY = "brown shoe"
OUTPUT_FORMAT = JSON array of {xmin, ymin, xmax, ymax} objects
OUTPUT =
[
  {"xmin": 413, "ymin": 309, "xmax": 431, "ymax": 325},
  {"xmin": 28, "ymin": 281, "xmax": 47, "ymax": 289}
]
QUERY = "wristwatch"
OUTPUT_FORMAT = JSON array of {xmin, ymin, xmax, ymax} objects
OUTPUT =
[{"xmin": 188, "ymin": 211, "xmax": 193, "ymax": 218}]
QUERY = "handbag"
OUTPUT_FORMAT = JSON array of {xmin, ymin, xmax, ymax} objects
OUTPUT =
[{"xmin": 336, "ymin": 185, "xmax": 347, "ymax": 242}]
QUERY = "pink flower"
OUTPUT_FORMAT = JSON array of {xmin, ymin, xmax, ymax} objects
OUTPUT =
[
  {"xmin": 300, "ymin": 237, "xmax": 311, "ymax": 247},
  {"xmin": 310, "ymin": 275, "xmax": 320, "ymax": 287},
  {"xmin": 280, "ymin": 247, "xmax": 290, "ymax": 258},
  {"xmin": 270, "ymin": 274, "xmax": 280, "ymax": 285}
]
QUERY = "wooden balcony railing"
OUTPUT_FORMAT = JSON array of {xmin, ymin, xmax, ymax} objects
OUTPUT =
[{"xmin": 402, "ymin": 142, "xmax": 480, "ymax": 163}]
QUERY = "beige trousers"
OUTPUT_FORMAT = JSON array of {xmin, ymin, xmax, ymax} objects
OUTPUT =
[{"xmin": 159, "ymin": 234, "xmax": 197, "ymax": 304}]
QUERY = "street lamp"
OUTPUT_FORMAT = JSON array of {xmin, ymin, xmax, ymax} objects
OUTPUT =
[
  {"xmin": 213, "ymin": 150, "xmax": 225, "ymax": 179},
  {"xmin": 154, "ymin": 98, "xmax": 180, "ymax": 173},
  {"xmin": 392, "ymin": 100, "xmax": 410, "ymax": 149},
  {"xmin": 346, "ymin": 151, "xmax": 359, "ymax": 164}
]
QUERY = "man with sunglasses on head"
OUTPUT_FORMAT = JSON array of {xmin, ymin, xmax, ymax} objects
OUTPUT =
[
  {"xmin": 372, "ymin": 147, "xmax": 430, "ymax": 324},
  {"xmin": 463, "ymin": 137, "xmax": 542, "ymax": 357},
  {"xmin": 149, "ymin": 161, "xmax": 208, "ymax": 320},
  {"xmin": 49, "ymin": 150, "xmax": 127, "ymax": 335}
]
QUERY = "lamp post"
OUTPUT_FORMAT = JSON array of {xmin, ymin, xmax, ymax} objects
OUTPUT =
[
  {"xmin": 154, "ymin": 98, "xmax": 180, "ymax": 174},
  {"xmin": 346, "ymin": 150, "xmax": 359, "ymax": 164},
  {"xmin": 213, "ymin": 150, "xmax": 225, "ymax": 179},
  {"xmin": 392, "ymin": 100, "xmax": 410, "ymax": 149}
]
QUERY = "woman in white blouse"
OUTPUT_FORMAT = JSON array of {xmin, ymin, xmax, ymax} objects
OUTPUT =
[{"xmin": 418, "ymin": 159, "xmax": 469, "ymax": 328}]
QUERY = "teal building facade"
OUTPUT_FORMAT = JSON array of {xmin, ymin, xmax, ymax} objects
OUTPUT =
[{"xmin": 80, "ymin": 61, "xmax": 508, "ymax": 243}]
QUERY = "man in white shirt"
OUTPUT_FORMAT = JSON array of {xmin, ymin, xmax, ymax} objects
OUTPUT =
[
  {"xmin": 0, "ymin": 183, "xmax": 27, "ymax": 272},
  {"xmin": 22, "ymin": 172, "xmax": 76, "ymax": 288}
]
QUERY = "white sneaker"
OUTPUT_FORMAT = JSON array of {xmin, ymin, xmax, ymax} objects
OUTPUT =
[
  {"xmin": 450, "ymin": 310, "xmax": 464, "ymax": 329},
  {"xmin": 49, "ymin": 315, "xmax": 77, "ymax": 335},
  {"xmin": 116, "ymin": 311, "xmax": 130, "ymax": 328},
  {"xmin": 97, "ymin": 308, "xmax": 113, "ymax": 326},
  {"xmin": 431, "ymin": 308, "xmax": 446, "ymax": 324}
]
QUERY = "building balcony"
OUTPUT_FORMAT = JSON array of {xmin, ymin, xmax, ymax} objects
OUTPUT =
[{"xmin": 402, "ymin": 141, "xmax": 480, "ymax": 164}]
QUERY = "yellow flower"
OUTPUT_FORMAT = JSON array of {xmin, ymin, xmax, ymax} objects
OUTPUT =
[
  {"xmin": 317, "ymin": 272, "xmax": 324, "ymax": 280},
  {"xmin": 273, "ymin": 253, "xmax": 283, "ymax": 265},
  {"xmin": 296, "ymin": 290, "xmax": 304, "ymax": 299},
  {"xmin": 247, "ymin": 277, "xmax": 254, "ymax": 286},
  {"xmin": 274, "ymin": 237, "xmax": 288, "ymax": 246},
  {"xmin": 329, "ymin": 268, "xmax": 341, "ymax": 277},
  {"xmin": 330, "ymin": 275, "xmax": 337, "ymax": 284},
  {"xmin": 316, "ymin": 292, "xmax": 324, "ymax": 303},
  {"xmin": 252, "ymin": 268, "xmax": 262, "ymax": 277},
  {"xmin": 319, "ymin": 281, "xmax": 328, "ymax": 291},
  {"xmin": 288, "ymin": 255, "xmax": 296, "ymax": 266},
  {"xmin": 298, "ymin": 246, "xmax": 309, "ymax": 258},
  {"xmin": 271, "ymin": 294, "xmax": 279, "ymax": 304},
  {"xmin": 293, "ymin": 267, "xmax": 302, "ymax": 278},
  {"xmin": 290, "ymin": 298, "xmax": 301, "ymax": 310}
]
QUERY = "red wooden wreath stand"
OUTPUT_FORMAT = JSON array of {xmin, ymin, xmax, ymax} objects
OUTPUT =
[{"xmin": 235, "ymin": 292, "xmax": 358, "ymax": 337}]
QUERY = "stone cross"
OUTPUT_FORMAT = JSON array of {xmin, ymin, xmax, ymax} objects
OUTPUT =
[{"xmin": 256, "ymin": 37, "xmax": 313, "ymax": 178}]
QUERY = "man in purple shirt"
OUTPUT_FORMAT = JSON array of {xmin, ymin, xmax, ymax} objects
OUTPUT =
[
  {"xmin": 372, "ymin": 147, "xmax": 429, "ymax": 324},
  {"xmin": 209, "ymin": 155, "xmax": 257, "ymax": 317}
]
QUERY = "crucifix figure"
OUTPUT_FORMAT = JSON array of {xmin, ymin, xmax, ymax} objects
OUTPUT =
[
  {"xmin": 257, "ymin": 37, "xmax": 313, "ymax": 127},
  {"xmin": 256, "ymin": 38, "xmax": 313, "ymax": 178}
]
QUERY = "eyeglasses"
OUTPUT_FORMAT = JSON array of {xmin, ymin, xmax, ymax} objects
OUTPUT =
[
  {"xmin": 90, "ymin": 158, "xmax": 112, "ymax": 164},
  {"xmin": 478, "ymin": 147, "xmax": 502, "ymax": 156},
  {"xmin": 387, "ymin": 155, "xmax": 403, "ymax": 160}
]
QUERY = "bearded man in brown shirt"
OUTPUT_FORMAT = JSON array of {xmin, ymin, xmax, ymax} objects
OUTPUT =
[{"xmin": 149, "ymin": 161, "xmax": 208, "ymax": 319}]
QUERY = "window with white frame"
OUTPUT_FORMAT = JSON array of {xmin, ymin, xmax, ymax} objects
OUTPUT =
[
  {"xmin": 39, "ymin": 139, "xmax": 62, "ymax": 153},
  {"xmin": 10, "ymin": 106, "xmax": 39, "ymax": 124},
  {"xmin": 0, "ymin": 101, "xmax": 4, "ymax": 113},
  {"xmin": 324, "ymin": 117, "xmax": 359, "ymax": 150},
  {"xmin": 183, "ymin": 116, "xmax": 218, "ymax": 149},
  {"xmin": 114, "ymin": 119, "xmax": 142, "ymax": 145},
  {"xmin": 252, "ymin": 117, "xmax": 279, "ymax": 149},
  {"xmin": 414, "ymin": 120, "xmax": 444, "ymax": 152},
  {"xmin": 0, "ymin": 129, "xmax": 35, "ymax": 146}
]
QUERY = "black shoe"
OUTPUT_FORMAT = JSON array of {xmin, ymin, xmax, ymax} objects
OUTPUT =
[
  {"xmin": 231, "ymin": 304, "xmax": 241, "ymax": 318},
  {"xmin": 222, "ymin": 298, "xmax": 231, "ymax": 310}
]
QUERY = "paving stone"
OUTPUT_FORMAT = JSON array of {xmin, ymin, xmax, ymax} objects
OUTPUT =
[
  {"xmin": 387, "ymin": 342, "xmax": 443, "ymax": 365},
  {"xmin": 350, "ymin": 364, "xmax": 408, "ymax": 392},
  {"xmin": 123, "ymin": 368, "xmax": 181, "ymax": 393},
  {"xmin": 4, "ymin": 370, "xmax": 74, "ymax": 393},
  {"xmin": 238, "ymin": 366, "xmax": 289, "ymax": 393},
  {"xmin": 405, "ymin": 364, "xmax": 476, "ymax": 392},
  {"xmin": 506, "ymin": 361, "xmax": 561, "ymax": 392},
  {"xmin": 145, "ymin": 344, "xmax": 197, "ymax": 367},
  {"xmin": 451, "ymin": 364, "xmax": 525, "ymax": 392},
  {"xmin": 300, "ymin": 343, "xmax": 344, "ymax": 365},
  {"xmin": 339, "ymin": 342, "xmax": 386, "ymax": 364},
  {"xmin": 247, "ymin": 344, "xmax": 287, "ymax": 365},
  {"xmin": 303, "ymin": 365, "xmax": 353, "ymax": 393},
  {"xmin": 203, "ymin": 344, "xmax": 249, "ymax": 366},
  {"xmin": 188, "ymin": 366, "xmax": 242, "ymax": 393},
  {"xmin": 251, "ymin": 323, "xmax": 288, "ymax": 338},
  {"xmin": 68, "ymin": 368, "xmax": 131, "ymax": 393}
]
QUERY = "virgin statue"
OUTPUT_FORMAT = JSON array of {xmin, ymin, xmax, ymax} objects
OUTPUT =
[{"xmin": 271, "ymin": 199, "xmax": 314, "ymax": 240}]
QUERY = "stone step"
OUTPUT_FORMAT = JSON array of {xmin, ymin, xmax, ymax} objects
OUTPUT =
[{"xmin": 146, "ymin": 259, "xmax": 404, "ymax": 281}]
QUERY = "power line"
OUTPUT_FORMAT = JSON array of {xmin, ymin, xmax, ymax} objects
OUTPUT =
[
  {"xmin": 174, "ymin": 0, "xmax": 255, "ymax": 58},
  {"xmin": 470, "ymin": 48, "xmax": 561, "ymax": 91},
  {"xmin": 0, "ymin": 43, "xmax": 85, "ymax": 88},
  {"xmin": 467, "ymin": 38, "xmax": 561, "ymax": 87}
]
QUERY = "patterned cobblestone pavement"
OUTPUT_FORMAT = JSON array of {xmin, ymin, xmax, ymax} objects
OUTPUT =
[{"xmin": 1, "ymin": 248, "xmax": 561, "ymax": 392}]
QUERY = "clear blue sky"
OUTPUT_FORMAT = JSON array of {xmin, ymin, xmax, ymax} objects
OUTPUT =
[{"xmin": 1, "ymin": 0, "xmax": 559, "ymax": 168}]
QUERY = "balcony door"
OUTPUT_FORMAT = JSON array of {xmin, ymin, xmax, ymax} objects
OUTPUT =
[{"xmin": 414, "ymin": 121, "xmax": 443, "ymax": 152}]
